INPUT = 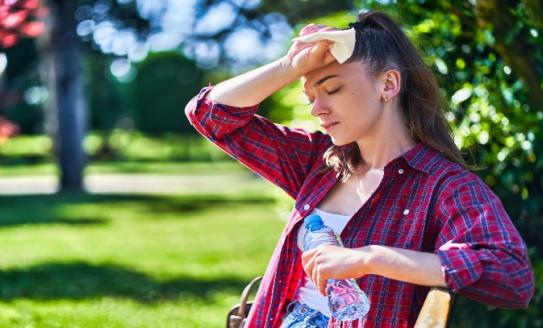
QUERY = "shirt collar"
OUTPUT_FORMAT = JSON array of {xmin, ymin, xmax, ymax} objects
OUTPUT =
[{"xmin": 400, "ymin": 142, "xmax": 442, "ymax": 175}]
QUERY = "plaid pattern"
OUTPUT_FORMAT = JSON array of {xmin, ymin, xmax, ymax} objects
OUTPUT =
[{"xmin": 185, "ymin": 86, "xmax": 534, "ymax": 328}]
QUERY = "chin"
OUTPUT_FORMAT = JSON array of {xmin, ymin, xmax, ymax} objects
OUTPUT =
[{"xmin": 329, "ymin": 136, "xmax": 351, "ymax": 146}]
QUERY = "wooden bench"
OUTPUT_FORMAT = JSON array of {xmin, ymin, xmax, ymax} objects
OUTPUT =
[{"xmin": 414, "ymin": 287, "xmax": 455, "ymax": 328}]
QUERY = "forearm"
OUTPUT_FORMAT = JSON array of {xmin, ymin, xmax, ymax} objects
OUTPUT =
[
  {"xmin": 209, "ymin": 58, "xmax": 299, "ymax": 107},
  {"xmin": 364, "ymin": 245, "xmax": 447, "ymax": 288}
]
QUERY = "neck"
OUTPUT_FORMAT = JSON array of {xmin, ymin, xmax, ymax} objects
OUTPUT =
[{"xmin": 355, "ymin": 104, "xmax": 417, "ymax": 170}]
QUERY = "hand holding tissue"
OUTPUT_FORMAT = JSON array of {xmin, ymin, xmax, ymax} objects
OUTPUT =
[{"xmin": 292, "ymin": 28, "xmax": 356, "ymax": 64}]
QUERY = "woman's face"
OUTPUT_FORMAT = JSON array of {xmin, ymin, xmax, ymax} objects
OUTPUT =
[{"xmin": 301, "ymin": 61, "xmax": 384, "ymax": 146}]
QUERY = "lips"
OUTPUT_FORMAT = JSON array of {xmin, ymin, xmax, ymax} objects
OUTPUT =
[{"xmin": 320, "ymin": 122, "xmax": 339, "ymax": 131}]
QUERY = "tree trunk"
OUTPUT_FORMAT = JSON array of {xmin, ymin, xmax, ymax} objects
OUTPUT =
[{"xmin": 42, "ymin": 0, "xmax": 87, "ymax": 191}]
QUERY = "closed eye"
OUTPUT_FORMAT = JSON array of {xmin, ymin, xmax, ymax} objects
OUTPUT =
[
  {"xmin": 303, "ymin": 87, "xmax": 340, "ymax": 105},
  {"xmin": 327, "ymin": 87, "xmax": 341, "ymax": 95}
]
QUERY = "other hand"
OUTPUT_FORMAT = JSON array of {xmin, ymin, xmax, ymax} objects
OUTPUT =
[
  {"xmin": 282, "ymin": 23, "xmax": 337, "ymax": 76},
  {"xmin": 301, "ymin": 245, "xmax": 373, "ymax": 296}
]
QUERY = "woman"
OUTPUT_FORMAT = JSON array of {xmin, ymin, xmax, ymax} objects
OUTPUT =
[{"xmin": 185, "ymin": 11, "xmax": 534, "ymax": 328}]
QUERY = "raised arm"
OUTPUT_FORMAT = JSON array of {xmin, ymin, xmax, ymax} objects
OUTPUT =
[
  {"xmin": 185, "ymin": 25, "xmax": 337, "ymax": 198},
  {"xmin": 209, "ymin": 24, "xmax": 335, "ymax": 107},
  {"xmin": 207, "ymin": 58, "xmax": 296, "ymax": 107}
]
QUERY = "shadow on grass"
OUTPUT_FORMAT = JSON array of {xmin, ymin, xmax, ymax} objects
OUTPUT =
[
  {"xmin": 0, "ymin": 217, "xmax": 108, "ymax": 227},
  {"xmin": 0, "ymin": 261, "xmax": 250, "ymax": 302},
  {"xmin": 0, "ymin": 192, "xmax": 275, "ymax": 227}
]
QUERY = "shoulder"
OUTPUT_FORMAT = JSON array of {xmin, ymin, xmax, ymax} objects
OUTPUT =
[{"xmin": 426, "ymin": 153, "xmax": 499, "ymax": 208}]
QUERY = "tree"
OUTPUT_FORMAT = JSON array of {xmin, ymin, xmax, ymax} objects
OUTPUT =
[
  {"xmin": 39, "ymin": 0, "xmax": 87, "ymax": 190},
  {"xmin": 1, "ymin": 0, "xmax": 87, "ymax": 190}
]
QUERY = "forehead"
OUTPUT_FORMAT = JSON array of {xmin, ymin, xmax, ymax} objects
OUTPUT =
[{"xmin": 301, "ymin": 61, "xmax": 368, "ymax": 91}]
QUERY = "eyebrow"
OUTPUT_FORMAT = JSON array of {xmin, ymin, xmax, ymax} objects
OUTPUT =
[
  {"xmin": 302, "ymin": 74, "xmax": 338, "ymax": 93},
  {"xmin": 313, "ymin": 74, "xmax": 339, "ymax": 87}
]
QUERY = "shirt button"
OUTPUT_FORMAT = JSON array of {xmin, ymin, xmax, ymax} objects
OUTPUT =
[
  {"xmin": 403, "ymin": 209, "xmax": 410, "ymax": 215},
  {"xmin": 303, "ymin": 204, "xmax": 310, "ymax": 211},
  {"xmin": 398, "ymin": 168, "xmax": 404, "ymax": 174}
]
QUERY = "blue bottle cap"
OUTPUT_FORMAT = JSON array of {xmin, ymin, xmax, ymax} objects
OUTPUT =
[{"xmin": 304, "ymin": 214, "xmax": 324, "ymax": 231}]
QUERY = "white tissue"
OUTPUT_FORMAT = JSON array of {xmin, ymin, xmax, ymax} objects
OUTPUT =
[{"xmin": 291, "ymin": 28, "xmax": 356, "ymax": 64}]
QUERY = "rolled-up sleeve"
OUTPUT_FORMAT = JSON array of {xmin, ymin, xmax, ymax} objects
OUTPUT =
[
  {"xmin": 185, "ymin": 86, "xmax": 331, "ymax": 199},
  {"xmin": 434, "ymin": 178, "xmax": 535, "ymax": 309},
  {"xmin": 185, "ymin": 86, "xmax": 261, "ymax": 140}
]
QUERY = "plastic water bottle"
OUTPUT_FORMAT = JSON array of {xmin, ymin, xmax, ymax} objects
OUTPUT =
[{"xmin": 303, "ymin": 214, "xmax": 370, "ymax": 321}]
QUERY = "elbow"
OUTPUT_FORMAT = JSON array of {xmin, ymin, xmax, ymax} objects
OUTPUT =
[
  {"xmin": 184, "ymin": 95, "xmax": 212, "ymax": 137},
  {"xmin": 511, "ymin": 270, "xmax": 536, "ymax": 309},
  {"xmin": 500, "ymin": 285, "xmax": 534, "ymax": 309},
  {"xmin": 511, "ymin": 257, "xmax": 536, "ymax": 309},
  {"xmin": 184, "ymin": 95, "xmax": 198, "ymax": 121},
  {"xmin": 185, "ymin": 86, "xmax": 214, "ymax": 122},
  {"xmin": 455, "ymin": 264, "xmax": 536, "ymax": 310},
  {"xmin": 485, "ymin": 267, "xmax": 535, "ymax": 309},
  {"xmin": 461, "ymin": 283, "xmax": 534, "ymax": 310},
  {"xmin": 439, "ymin": 244, "xmax": 536, "ymax": 309},
  {"xmin": 499, "ymin": 289, "xmax": 534, "ymax": 310}
]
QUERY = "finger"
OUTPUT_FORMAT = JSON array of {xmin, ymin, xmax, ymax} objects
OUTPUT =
[
  {"xmin": 312, "ymin": 262, "xmax": 319, "ymax": 287},
  {"xmin": 319, "ymin": 274, "xmax": 327, "ymax": 296},
  {"xmin": 315, "ymin": 40, "xmax": 332, "ymax": 53},
  {"xmin": 309, "ymin": 41, "xmax": 332, "ymax": 59},
  {"xmin": 303, "ymin": 255, "xmax": 315, "ymax": 278},
  {"xmin": 318, "ymin": 26, "xmax": 337, "ymax": 32},
  {"xmin": 318, "ymin": 43, "xmax": 337, "ymax": 65},
  {"xmin": 300, "ymin": 23, "xmax": 327, "ymax": 36},
  {"xmin": 300, "ymin": 24, "xmax": 317, "ymax": 36},
  {"xmin": 317, "ymin": 270, "xmax": 327, "ymax": 296},
  {"xmin": 287, "ymin": 42, "xmax": 313, "ymax": 62},
  {"xmin": 301, "ymin": 249, "xmax": 317, "ymax": 265},
  {"xmin": 312, "ymin": 254, "xmax": 328, "ymax": 296}
]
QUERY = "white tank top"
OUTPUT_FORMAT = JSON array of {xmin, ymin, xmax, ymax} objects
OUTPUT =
[{"xmin": 296, "ymin": 207, "xmax": 351, "ymax": 317}]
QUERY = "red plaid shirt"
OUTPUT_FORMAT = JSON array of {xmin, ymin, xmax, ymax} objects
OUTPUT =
[{"xmin": 185, "ymin": 86, "xmax": 535, "ymax": 328}]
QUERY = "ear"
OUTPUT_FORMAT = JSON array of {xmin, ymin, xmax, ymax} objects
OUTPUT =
[{"xmin": 379, "ymin": 69, "xmax": 401, "ymax": 102}]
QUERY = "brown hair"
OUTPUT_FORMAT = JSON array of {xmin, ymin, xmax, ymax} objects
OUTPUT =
[{"xmin": 323, "ymin": 11, "xmax": 475, "ymax": 182}]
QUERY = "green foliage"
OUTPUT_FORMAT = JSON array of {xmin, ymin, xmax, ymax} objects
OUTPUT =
[
  {"xmin": 297, "ymin": 11, "xmax": 358, "ymax": 29},
  {"xmin": 133, "ymin": 52, "xmax": 203, "ymax": 135},
  {"xmin": 2, "ymin": 39, "xmax": 44, "ymax": 134},
  {"xmin": 83, "ymin": 53, "xmax": 124, "ymax": 132}
]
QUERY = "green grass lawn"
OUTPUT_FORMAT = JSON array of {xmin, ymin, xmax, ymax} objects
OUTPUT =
[{"xmin": 0, "ymin": 186, "xmax": 288, "ymax": 327}]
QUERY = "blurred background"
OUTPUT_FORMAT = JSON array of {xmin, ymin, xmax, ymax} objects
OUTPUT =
[{"xmin": 0, "ymin": 0, "xmax": 541, "ymax": 327}]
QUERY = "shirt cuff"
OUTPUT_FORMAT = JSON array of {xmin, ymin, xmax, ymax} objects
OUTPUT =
[
  {"xmin": 197, "ymin": 85, "xmax": 260, "ymax": 125},
  {"xmin": 436, "ymin": 247, "xmax": 484, "ymax": 292}
]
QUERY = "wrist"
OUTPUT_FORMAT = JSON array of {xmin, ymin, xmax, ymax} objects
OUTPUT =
[
  {"xmin": 356, "ymin": 245, "xmax": 379, "ymax": 277},
  {"xmin": 276, "ymin": 56, "xmax": 302, "ymax": 80}
]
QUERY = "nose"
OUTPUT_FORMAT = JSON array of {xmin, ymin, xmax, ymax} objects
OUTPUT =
[{"xmin": 310, "ymin": 98, "xmax": 329, "ymax": 117}]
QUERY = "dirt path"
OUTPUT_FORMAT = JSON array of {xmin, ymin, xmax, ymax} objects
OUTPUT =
[{"xmin": 0, "ymin": 173, "xmax": 266, "ymax": 195}]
